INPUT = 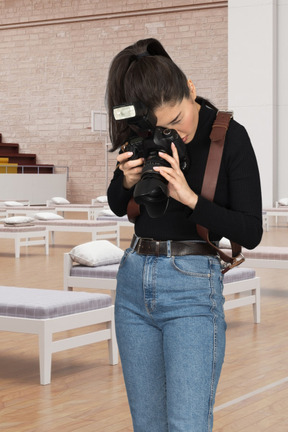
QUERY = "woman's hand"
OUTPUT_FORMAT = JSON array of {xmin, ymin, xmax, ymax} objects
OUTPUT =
[
  {"xmin": 153, "ymin": 143, "xmax": 198, "ymax": 210},
  {"xmin": 117, "ymin": 151, "xmax": 144, "ymax": 190}
]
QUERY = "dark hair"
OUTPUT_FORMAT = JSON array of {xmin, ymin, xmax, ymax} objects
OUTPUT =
[{"xmin": 105, "ymin": 38, "xmax": 191, "ymax": 151}]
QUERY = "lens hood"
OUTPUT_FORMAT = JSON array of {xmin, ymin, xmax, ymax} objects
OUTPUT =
[{"xmin": 134, "ymin": 177, "xmax": 169, "ymax": 218}]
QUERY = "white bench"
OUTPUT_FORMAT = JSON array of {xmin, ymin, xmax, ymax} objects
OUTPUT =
[
  {"xmin": 242, "ymin": 246, "xmax": 288, "ymax": 269},
  {"xmin": 63, "ymin": 254, "xmax": 261, "ymax": 323},
  {"xmin": 0, "ymin": 225, "xmax": 49, "ymax": 258},
  {"xmin": 97, "ymin": 213, "xmax": 134, "ymax": 228},
  {"xmin": 0, "ymin": 286, "xmax": 118, "ymax": 385},
  {"xmin": 49, "ymin": 203, "xmax": 106, "ymax": 220},
  {"xmin": 263, "ymin": 207, "xmax": 288, "ymax": 229},
  {"xmin": 220, "ymin": 238, "xmax": 288, "ymax": 270},
  {"xmin": 0, "ymin": 200, "xmax": 30, "ymax": 215},
  {"xmin": 35, "ymin": 219, "xmax": 120, "ymax": 246},
  {"xmin": 5, "ymin": 205, "xmax": 56, "ymax": 218},
  {"xmin": 222, "ymin": 267, "xmax": 260, "ymax": 323}
]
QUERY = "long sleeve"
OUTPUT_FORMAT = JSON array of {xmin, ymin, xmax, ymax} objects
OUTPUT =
[
  {"xmin": 107, "ymin": 168, "xmax": 135, "ymax": 216},
  {"xmin": 190, "ymin": 121, "xmax": 263, "ymax": 249}
]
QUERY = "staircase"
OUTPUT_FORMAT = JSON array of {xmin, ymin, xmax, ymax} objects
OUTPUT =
[{"xmin": 0, "ymin": 133, "xmax": 54, "ymax": 173}]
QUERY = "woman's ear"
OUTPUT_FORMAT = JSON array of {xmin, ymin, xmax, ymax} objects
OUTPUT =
[{"xmin": 187, "ymin": 79, "xmax": 197, "ymax": 99}]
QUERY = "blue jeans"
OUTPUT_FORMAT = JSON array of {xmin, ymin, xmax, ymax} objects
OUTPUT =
[{"xmin": 115, "ymin": 247, "xmax": 226, "ymax": 432}]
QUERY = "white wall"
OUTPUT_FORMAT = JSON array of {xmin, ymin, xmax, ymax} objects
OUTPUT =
[
  {"xmin": 228, "ymin": 0, "xmax": 280, "ymax": 207},
  {"xmin": 0, "ymin": 174, "xmax": 67, "ymax": 205},
  {"xmin": 277, "ymin": 0, "xmax": 288, "ymax": 200}
]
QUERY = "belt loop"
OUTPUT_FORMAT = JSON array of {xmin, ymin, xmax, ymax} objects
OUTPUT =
[
  {"xmin": 155, "ymin": 241, "xmax": 160, "ymax": 256},
  {"xmin": 167, "ymin": 240, "xmax": 171, "ymax": 257},
  {"xmin": 131, "ymin": 234, "xmax": 139, "ymax": 251}
]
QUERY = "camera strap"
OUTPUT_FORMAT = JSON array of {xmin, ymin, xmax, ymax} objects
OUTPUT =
[
  {"xmin": 127, "ymin": 196, "xmax": 140, "ymax": 223},
  {"xmin": 196, "ymin": 111, "xmax": 245, "ymax": 273}
]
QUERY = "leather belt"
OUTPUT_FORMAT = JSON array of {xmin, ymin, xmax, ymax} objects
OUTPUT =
[{"xmin": 131, "ymin": 235, "xmax": 218, "ymax": 257}]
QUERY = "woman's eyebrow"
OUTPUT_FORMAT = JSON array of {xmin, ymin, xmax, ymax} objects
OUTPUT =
[{"xmin": 168, "ymin": 112, "xmax": 181, "ymax": 124}]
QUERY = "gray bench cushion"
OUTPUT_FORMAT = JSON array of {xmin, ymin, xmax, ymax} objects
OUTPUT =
[
  {"xmin": 35, "ymin": 219, "xmax": 116, "ymax": 227},
  {"xmin": 70, "ymin": 263, "xmax": 119, "ymax": 278},
  {"xmin": 97, "ymin": 215, "xmax": 129, "ymax": 222},
  {"xmin": 223, "ymin": 267, "xmax": 256, "ymax": 284},
  {"xmin": 243, "ymin": 246, "xmax": 288, "ymax": 260},
  {"xmin": 0, "ymin": 286, "xmax": 112, "ymax": 319},
  {"xmin": 70, "ymin": 263, "xmax": 256, "ymax": 285},
  {"xmin": 0, "ymin": 226, "xmax": 46, "ymax": 233}
]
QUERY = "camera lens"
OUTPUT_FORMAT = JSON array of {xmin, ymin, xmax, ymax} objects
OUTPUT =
[{"xmin": 162, "ymin": 129, "xmax": 171, "ymax": 136}]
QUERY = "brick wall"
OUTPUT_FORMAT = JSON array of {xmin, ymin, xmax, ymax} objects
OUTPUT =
[{"xmin": 0, "ymin": 1, "xmax": 228, "ymax": 203}]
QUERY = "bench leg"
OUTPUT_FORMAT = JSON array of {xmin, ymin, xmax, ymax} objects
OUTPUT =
[
  {"xmin": 116, "ymin": 226, "xmax": 120, "ymax": 247},
  {"xmin": 45, "ymin": 233, "xmax": 49, "ymax": 255},
  {"xmin": 50, "ymin": 231, "xmax": 55, "ymax": 245},
  {"xmin": 253, "ymin": 280, "xmax": 261, "ymax": 324},
  {"xmin": 107, "ymin": 307, "xmax": 118, "ymax": 365},
  {"xmin": 38, "ymin": 324, "xmax": 53, "ymax": 385},
  {"xmin": 14, "ymin": 236, "xmax": 20, "ymax": 258}
]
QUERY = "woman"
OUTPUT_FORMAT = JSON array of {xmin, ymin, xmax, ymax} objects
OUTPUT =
[{"xmin": 105, "ymin": 38, "xmax": 262, "ymax": 432}]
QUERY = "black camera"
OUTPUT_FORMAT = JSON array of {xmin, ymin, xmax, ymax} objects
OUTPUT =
[{"xmin": 113, "ymin": 102, "xmax": 189, "ymax": 218}]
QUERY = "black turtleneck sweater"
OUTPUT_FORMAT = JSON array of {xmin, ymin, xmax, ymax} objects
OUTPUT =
[{"xmin": 107, "ymin": 101, "xmax": 263, "ymax": 249}]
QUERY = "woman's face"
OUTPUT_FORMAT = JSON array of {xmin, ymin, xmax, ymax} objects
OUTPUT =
[{"xmin": 154, "ymin": 91, "xmax": 200, "ymax": 145}]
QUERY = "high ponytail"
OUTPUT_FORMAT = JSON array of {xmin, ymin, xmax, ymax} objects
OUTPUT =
[{"xmin": 105, "ymin": 38, "xmax": 190, "ymax": 150}]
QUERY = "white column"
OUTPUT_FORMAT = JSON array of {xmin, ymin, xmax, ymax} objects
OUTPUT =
[
  {"xmin": 277, "ymin": 0, "xmax": 288, "ymax": 201},
  {"xmin": 228, "ymin": 0, "xmax": 277, "ymax": 207}
]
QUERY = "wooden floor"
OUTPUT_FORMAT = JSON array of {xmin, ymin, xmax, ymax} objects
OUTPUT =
[{"xmin": 0, "ymin": 215, "xmax": 288, "ymax": 431}]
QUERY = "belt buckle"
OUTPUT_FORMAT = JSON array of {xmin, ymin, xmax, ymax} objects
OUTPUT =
[{"xmin": 221, "ymin": 253, "xmax": 245, "ymax": 274}]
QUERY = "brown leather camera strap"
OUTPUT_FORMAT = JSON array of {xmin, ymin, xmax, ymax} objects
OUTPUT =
[
  {"xmin": 127, "ymin": 196, "xmax": 140, "ymax": 223},
  {"xmin": 196, "ymin": 111, "xmax": 244, "ymax": 273}
]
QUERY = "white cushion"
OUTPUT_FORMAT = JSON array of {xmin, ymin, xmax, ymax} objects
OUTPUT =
[
  {"xmin": 34, "ymin": 212, "xmax": 64, "ymax": 220},
  {"xmin": 4, "ymin": 201, "xmax": 25, "ymax": 207},
  {"xmin": 1, "ymin": 216, "xmax": 34, "ymax": 225},
  {"xmin": 69, "ymin": 240, "xmax": 123, "ymax": 267},
  {"xmin": 96, "ymin": 195, "xmax": 108, "ymax": 203},
  {"xmin": 278, "ymin": 198, "xmax": 288, "ymax": 206},
  {"xmin": 98, "ymin": 208, "xmax": 115, "ymax": 216},
  {"xmin": 51, "ymin": 197, "xmax": 70, "ymax": 204},
  {"xmin": 219, "ymin": 237, "xmax": 231, "ymax": 249}
]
